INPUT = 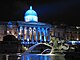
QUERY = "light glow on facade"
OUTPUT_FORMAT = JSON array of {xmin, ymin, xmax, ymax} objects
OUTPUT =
[{"xmin": 24, "ymin": 15, "xmax": 38, "ymax": 22}]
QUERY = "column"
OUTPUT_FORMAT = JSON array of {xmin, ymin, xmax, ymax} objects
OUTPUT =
[
  {"xmin": 20, "ymin": 26, "xmax": 23, "ymax": 40},
  {"xmin": 42, "ymin": 28, "xmax": 44, "ymax": 42},
  {"xmin": 42, "ymin": 28, "xmax": 46, "ymax": 42},
  {"xmin": 27, "ymin": 27, "xmax": 29, "ymax": 43},
  {"xmin": 36, "ymin": 27, "xmax": 38, "ymax": 43},
  {"xmin": 48, "ymin": 28, "xmax": 50, "ymax": 42},
  {"xmin": 24, "ymin": 27, "xmax": 27, "ymax": 40},
  {"xmin": 19, "ymin": 26, "xmax": 22, "ymax": 40},
  {"xmin": 40, "ymin": 27, "xmax": 42, "ymax": 42},
  {"xmin": 33, "ymin": 27, "xmax": 37, "ymax": 44},
  {"xmin": 32, "ymin": 27, "xmax": 34, "ymax": 44},
  {"xmin": 22, "ymin": 26, "xmax": 24, "ymax": 41},
  {"xmin": 46, "ymin": 28, "xmax": 48, "ymax": 42},
  {"xmin": 44, "ymin": 28, "xmax": 46, "ymax": 42},
  {"xmin": 38, "ymin": 27, "xmax": 42, "ymax": 42}
]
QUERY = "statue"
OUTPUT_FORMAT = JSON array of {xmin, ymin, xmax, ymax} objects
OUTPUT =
[{"xmin": 50, "ymin": 36, "xmax": 69, "ymax": 54}]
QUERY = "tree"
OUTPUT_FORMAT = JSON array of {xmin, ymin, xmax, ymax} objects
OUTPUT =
[{"xmin": 1, "ymin": 35, "xmax": 21, "ymax": 53}]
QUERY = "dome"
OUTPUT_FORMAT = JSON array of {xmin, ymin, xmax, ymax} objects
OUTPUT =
[
  {"xmin": 24, "ymin": 6, "xmax": 38, "ymax": 22},
  {"xmin": 25, "ymin": 6, "xmax": 37, "ymax": 16}
]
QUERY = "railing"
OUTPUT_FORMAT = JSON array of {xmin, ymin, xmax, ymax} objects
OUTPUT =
[{"xmin": 0, "ymin": 53, "xmax": 22, "ymax": 60}]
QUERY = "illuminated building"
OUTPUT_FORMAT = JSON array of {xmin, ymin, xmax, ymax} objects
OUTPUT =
[{"xmin": 0, "ymin": 6, "xmax": 52, "ymax": 44}]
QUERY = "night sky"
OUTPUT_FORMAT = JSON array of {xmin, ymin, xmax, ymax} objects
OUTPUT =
[{"xmin": 0, "ymin": 0, "xmax": 80, "ymax": 26}]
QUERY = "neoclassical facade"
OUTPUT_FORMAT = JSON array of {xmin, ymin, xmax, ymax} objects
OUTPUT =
[{"xmin": 0, "ymin": 6, "xmax": 52, "ymax": 44}]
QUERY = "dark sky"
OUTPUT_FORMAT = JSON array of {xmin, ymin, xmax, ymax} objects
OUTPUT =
[{"xmin": 0, "ymin": 0, "xmax": 80, "ymax": 26}]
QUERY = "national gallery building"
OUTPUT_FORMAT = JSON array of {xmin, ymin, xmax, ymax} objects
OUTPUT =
[{"xmin": 0, "ymin": 6, "xmax": 52, "ymax": 44}]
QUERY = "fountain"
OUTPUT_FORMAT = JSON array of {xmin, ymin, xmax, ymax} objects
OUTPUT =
[
  {"xmin": 50, "ymin": 37, "xmax": 69, "ymax": 55},
  {"xmin": 21, "ymin": 36, "xmax": 70, "ymax": 60}
]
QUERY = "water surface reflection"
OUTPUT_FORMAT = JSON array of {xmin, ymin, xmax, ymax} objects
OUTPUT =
[{"xmin": 21, "ymin": 54, "xmax": 65, "ymax": 60}]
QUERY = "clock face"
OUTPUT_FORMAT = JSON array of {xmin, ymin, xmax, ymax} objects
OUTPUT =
[{"xmin": 24, "ymin": 15, "xmax": 38, "ymax": 22}]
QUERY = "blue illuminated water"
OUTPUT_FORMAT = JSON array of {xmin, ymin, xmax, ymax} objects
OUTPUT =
[{"xmin": 21, "ymin": 54, "xmax": 65, "ymax": 60}]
